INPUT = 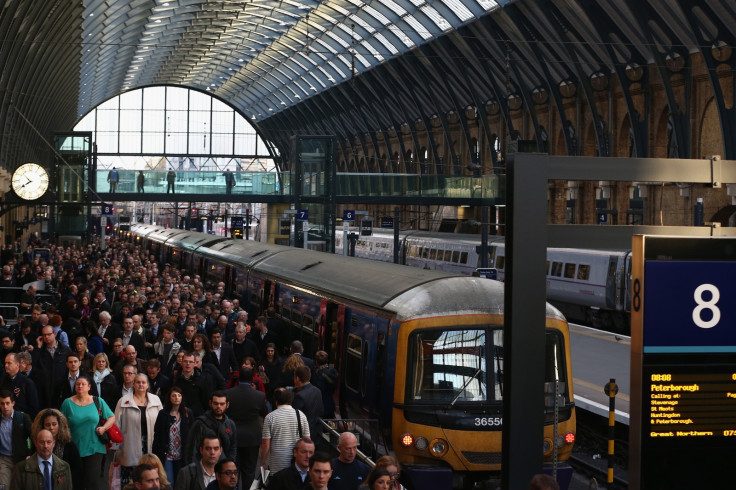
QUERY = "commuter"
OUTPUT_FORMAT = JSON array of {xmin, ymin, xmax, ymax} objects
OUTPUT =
[
  {"xmin": 363, "ymin": 467, "xmax": 392, "ymax": 490},
  {"xmin": 30, "ymin": 408, "xmax": 83, "ymax": 486},
  {"xmin": 50, "ymin": 314, "xmax": 70, "ymax": 348},
  {"xmin": 292, "ymin": 365, "xmax": 323, "ymax": 438},
  {"xmin": 83, "ymin": 321, "xmax": 104, "ymax": 355},
  {"xmin": 0, "ymin": 331, "xmax": 17, "ymax": 362},
  {"xmin": 260, "ymin": 343, "xmax": 282, "ymax": 406},
  {"xmin": 115, "ymin": 345, "xmax": 146, "ymax": 384},
  {"xmin": 529, "ymin": 473, "xmax": 560, "ymax": 490},
  {"xmin": 222, "ymin": 170, "xmax": 235, "ymax": 195},
  {"xmin": 60, "ymin": 375, "xmax": 115, "ymax": 490},
  {"xmin": 174, "ymin": 433, "xmax": 222, "ymax": 490},
  {"xmin": 137, "ymin": 454, "xmax": 172, "ymax": 490},
  {"xmin": 278, "ymin": 353, "xmax": 305, "ymax": 389},
  {"xmin": 137, "ymin": 171, "xmax": 145, "ymax": 193},
  {"xmin": 0, "ymin": 389, "xmax": 33, "ymax": 486},
  {"xmin": 247, "ymin": 316, "xmax": 277, "ymax": 359},
  {"xmin": 289, "ymin": 340, "xmax": 315, "ymax": 375},
  {"xmin": 207, "ymin": 458, "xmax": 238, "ymax": 490},
  {"xmin": 147, "ymin": 359, "xmax": 171, "ymax": 397},
  {"xmin": 98, "ymin": 310, "xmax": 121, "ymax": 354},
  {"xmin": 18, "ymin": 351, "xmax": 47, "ymax": 409},
  {"xmin": 152, "ymin": 386, "xmax": 194, "ymax": 486},
  {"xmin": 1, "ymin": 352, "xmax": 39, "ymax": 417},
  {"xmin": 167, "ymin": 169, "xmax": 176, "ymax": 194},
  {"xmin": 92, "ymin": 352, "xmax": 121, "ymax": 410},
  {"xmin": 108, "ymin": 167, "xmax": 120, "ymax": 193},
  {"xmin": 124, "ymin": 462, "xmax": 160, "ymax": 490},
  {"xmin": 74, "ymin": 336, "xmax": 95, "ymax": 373},
  {"xmin": 305, "ymin": 453, "xmax": 333, "ymax": 490},
  {"xmin": 180, "ymin": 324, "xmax": 197, "ymax": 352},
  {"xmin": 328, "ymin": 432, "xmax": 369, "ymax": 490},
  {"xmin": 172, "ymin": 353, "xmax": 209, "ymax": 417},
  {"xmin": 184, "ymin": 391, "xmax": 237, "ymax": 465},
  {"xmin": 259, "ymin": 387, "xmax": 309, "ymax": 474},
  {"xmin": 144, "ymin": 312, "xmax": 163, "ymax": 358},
  {"xmin": 225, "ymin": 367, "xmax": 267, "ymax": 488},
  {"xmin": 52, "ymin": 353, "xmax": 97, "ymax": 408},
  {"xmin": 266, "ymin": 437, "xmax": 314, "ymax": 490},
  {"xmin": 226, "ymin": 357, "xmax": 265, "ymax": 392},
  {"xmin": 122, "ymin": 316, "xmax": 148, "ymax": 358},
  {"xmin": 230, "ymin": 324, "xmax": 259, "ymax": 366},
  {"xmin": 34, "ymin": 325, "xmax": 73, "ymax": 404},
  {"xmin": 209, "ymin": 331, "xmax": 238, "ymax": 381},
  {"xmin": 154, "ymin": 324, "xmax": 181, "ymax": 377},
  {"xmin": 194, "ymin": 352, "xmax": 226, "ymax": 392},
  {"xmin": 19, "ymin": 284, "xmax": 37, "ymax": 313},
  {"xmin": 313, "ymin": 350, "xmax": 338, "ymax": 418},
  {"xmin": 373, "ymin": 456, "xmax": 405, "ymax": 490},
  {"xmin": 10, "ymin": 429, "xmax": 73, "ymax": 490},
  {"xmin": 114, "ymin": 373, "xmax": 163, "ymax": 487}
]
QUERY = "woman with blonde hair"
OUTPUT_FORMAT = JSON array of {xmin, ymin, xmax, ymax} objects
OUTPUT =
[
  {"xmin": 278, "ymin": 353, "xmax": 305, "ymax": 388},
  {"xmin": 92, "ymin": 351, "xmax": 120, "ymax": 410},
  {"xmin": 74, "ymin": 336, "xmax": 95, "ymax": 373},
  {"xmin": 136, "ymin": 453, "xmax": 171, "ymax": 490},
  {"xmin": 31, "ymin": 408, "xmax": 83, "ymax": 486}
]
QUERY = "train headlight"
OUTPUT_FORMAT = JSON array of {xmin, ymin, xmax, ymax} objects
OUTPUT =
[
  {"xmin": 430, "ymin": 438, "xmax": 448, "ymax": 457},
  {"xmin": 414, "ymin": 437, "xmax": 429, "ymax": 451},
  {"xmin": 400, "ymin": 434, "xmax": 414, "ymax": 447}
]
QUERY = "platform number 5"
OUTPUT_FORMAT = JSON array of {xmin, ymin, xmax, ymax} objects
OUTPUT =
[{"xmin": 693, "ymin": 284, "xmax": 720, "ymax": 329}]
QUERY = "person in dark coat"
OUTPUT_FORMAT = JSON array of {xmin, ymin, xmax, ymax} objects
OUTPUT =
[
  {"xmin": 265, "ymin": 437, "xmax": 314, "ymax": 490},
  {"xmin": 32, "ymin": 325, "xmax": 73, "ymax": 405},
  {"xmin": 289, "ymin": 340, "xmax": 315, "ymax": 376},
  {"xmin": 0, "ymin": 352, "xmax": 39, "ymax": 418},
  {"xmin": 247, "ymin": 316, "xmax": 278, "ymax": 359},
  {"xmin": 175, "ymin": 434, "xmax": 222, "ymax": 490},
  {"xmin": 312, "ymin": 350, "xmax": 338, "ymax": 418},
  {"xmin": 225, "ymin": 367, "xmax": 267, "ymax": 489},
  {"xmin": 147, "ymin": 358, "xmax": 171, "ymax": 398},
  {"xmin": 184, "ymin": 391, "xmax": 237, "ymax": 465},
  {"xmin": 230, "ymin": 325, "xmax": 259, "ymax": 366},
  {"xmin": 210, "ymin": 331, "xmax": 238, "ymax": 382},
  {"xmin": 172, "ymin": 352, "xmax": 210, "ymax": 417},
  {"xmin": 52, "ymin": 353, "xmax": 98, "ymax": 409},
  {"xmin": 120, "ymin": 317, "xmax": 148, "ymax": 359},
  {"xmin": 0, "ymin": 389, "xmax": 32, "ymax": 483},
  {"xmin": 152, "ymin": 385, "xmax": 194, "ymax": 485},
  {"xmin": 17, "ymin": 351, "xmax": 47, "ymax": 409},
  {"xmin": 291, "ymin": 365, "xmax": 324, "ymax": 438}
]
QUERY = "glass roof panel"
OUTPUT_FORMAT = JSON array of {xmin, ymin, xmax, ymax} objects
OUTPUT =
[
  {"xmin": 404, "ymin": 14, "xmax": 433, "ymax": 40},
  {"xmin": 420, "ymin": 5, "xmax": 453, "ymax": 31},
  {"xmin": 439, "ymin": 0, "xmax": 474, "ymax": 21}
]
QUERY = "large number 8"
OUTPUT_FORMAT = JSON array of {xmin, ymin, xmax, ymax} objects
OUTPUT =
[{"xmin": 693, "ymin": 284, "xmax": 720, "ymax": 329}]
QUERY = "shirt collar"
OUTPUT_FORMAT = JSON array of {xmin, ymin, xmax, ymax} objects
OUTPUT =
[{"xmin": 37, "ymin": 454, "xmax": 53, "ymax": 468}]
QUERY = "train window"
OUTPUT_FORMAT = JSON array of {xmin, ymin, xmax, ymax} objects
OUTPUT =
[
  {"xmin": 444, "ymin": 250, "xmax": 452, "ymax": 262},
  {"xmin": 345, "ymin": 334, "xmax": 363, "ymax": 393},
  {"xmin": 608, "ymin": 260, "xmax": 617, "ymax": 278},
  {"xmin": 422, "ymin": 247, "xmax": 430, "ymax": 259},
  {"xmin": 429, "ymin": 248, "xmax": 437, "ymax": 260},
  {"xmin": 551, "ymin": 262, "xmax": 563, "ymax": 276},
  {"xmin": 577, "ymin": 264, "xmax": 590, "ymax": 280},
  {"xmin": 564, "ymin": 263, "xmax": 576, "ymax": 278},
  {"xmin": 407, "ymin": 328, "xmax": 488, "ymax": 403},
  {"xmin": 495, "ymin": 256, "xmax": 505, "ymax": 270},
  {"xmin": 409, "ymin": 245, "xmax": 417, "ymax": 257},
  {"xmin": 303, "ymin": 314, "xmax": 314, "ymax": 332},
  {"xmin": 291, "ymin": 310, "xmax": 303, "ymax": 324},
  {"xmin": 452, "ymin": 251, "xmax": 460, "ymax": 263},
  {"xmin": 460, "ymin": 251, "xmax": 468, "ymax": 264}
]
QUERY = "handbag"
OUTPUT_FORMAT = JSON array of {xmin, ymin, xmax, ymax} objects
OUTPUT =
[{"xmin": 94, "ymin": 396, "xmax": 124, "ymax": 445}]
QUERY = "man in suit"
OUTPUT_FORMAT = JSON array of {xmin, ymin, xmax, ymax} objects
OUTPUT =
[
  {"xmin": 174, "ymin": 433, "xmax": 222, "ymax": 490},
  {"xmin": 121, "ymin": 317, "xmax": 147, "ymax": 359},
  {"xmin": 289, "ymin": 341, "xmax": 315, "ymax": 375},
  {"xmin": 266, "ymin": 437, "xmax": 314, "ymax": 490},
  {"xmin": 98, "ymin": 311, "xmax": 121, "ymax": 355},
  {"xmin": 209, "ymin": 331, "xmax": 238, "ymax": 381},
  {"xmin": 114, "ymin": 346, "xmax": 145, "ymax": 385},
  {"xmin": 0, "ymin": 352, "xmax": 38, "ymax": 418},
  {"xmin": 0, "ymin": 389, "xmax": 32, "ymax": 485},
  {"xmin": 33, "ymin": 326, "xmax": 72, "ymax": 405},
  {"xmin": 11, "ymin": 429, "xmax": 73, "ymax": 490},
  {"xmin": 17, "ymin": 352, "xmax": 46, "ymax": 409},
  {"xmin": 292, "ymin": 365, "xmax": 324, "ymax": 439},
  {"xmin": 52, "ymin": 353, "xmax": 97, "ymax": 408},
  {"xmin": 225, "ymin": 367, "xmax": 267, "ymax": 489},
  {"xmin": 247, "ymin": 316, "xmax": 278, "ymax": 358}
]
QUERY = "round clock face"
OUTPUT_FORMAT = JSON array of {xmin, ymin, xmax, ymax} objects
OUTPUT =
[{"xmin": 12, "ymin": 163, "xmax": 49, "ymax": 200}]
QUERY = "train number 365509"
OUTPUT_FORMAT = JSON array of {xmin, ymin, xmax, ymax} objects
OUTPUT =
[{"xmin": 474, "ymin": 417, "xmax": 502, "ymax": 427}]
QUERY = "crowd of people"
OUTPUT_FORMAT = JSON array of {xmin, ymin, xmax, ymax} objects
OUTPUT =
[{"xmin": 0, "ymin": 235, "xmax": 405, "ymax": 490}]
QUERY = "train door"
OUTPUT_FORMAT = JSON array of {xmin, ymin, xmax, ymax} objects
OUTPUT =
[
  {"xmin": 605, "ymin": 256, "xmax": 618, "ymax": 308},
  {"xmin": 261, "ymin": 280, "xmax": 272, "ymax": 313},
  {"xmin": 318, "ymin": 300, "xmax": 341, "ymax": 360}
]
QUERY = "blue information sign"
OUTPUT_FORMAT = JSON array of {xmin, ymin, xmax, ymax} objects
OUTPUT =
[
  {"xmin": 380, "ymin": 217, "xmax": 394, "ymax": 228},
  {"xmin": 343, "ymin": 209, "xmax": 355, "ymax": 221},
  {"xmin": 101, "ymin": 203, "xmax": 114, "ymax": 216},
  {"xmin": 296, "ymin": 209, "xmax": 308, "ymax": 221}
]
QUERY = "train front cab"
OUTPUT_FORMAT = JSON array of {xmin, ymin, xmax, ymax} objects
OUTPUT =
[{"xmin": 391, "ymin": 313, "xmax": 576, "ymax": 489}]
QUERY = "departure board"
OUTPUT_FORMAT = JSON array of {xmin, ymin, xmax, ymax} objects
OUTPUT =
[{"xmin": 630, "ymin": 236, "xmax": 736, "ymax": 490}]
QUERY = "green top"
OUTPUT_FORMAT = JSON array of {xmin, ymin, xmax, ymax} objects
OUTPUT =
[{"xmin": 61, "ymin": 396, "xmax": 113, "ymax": 457}]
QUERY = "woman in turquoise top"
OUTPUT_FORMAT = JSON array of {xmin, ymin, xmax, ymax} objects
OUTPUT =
[{"xmin": 61, "ymin": 374, "xmax": 116, "ymax": 490}]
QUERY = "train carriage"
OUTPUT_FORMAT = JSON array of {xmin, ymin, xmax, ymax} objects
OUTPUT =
[{"xmin": 130, "ymin": 224, "xmax": 576, "ymax": 489}]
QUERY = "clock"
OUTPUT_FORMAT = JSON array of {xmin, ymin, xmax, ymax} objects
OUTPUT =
[{"xmin": 12, "ymin": 163, "xmax": 49, "ymax": 200}]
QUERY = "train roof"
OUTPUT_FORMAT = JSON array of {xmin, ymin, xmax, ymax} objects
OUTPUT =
[{"xmin": 133, "ymin": 225, "xmax": 566, "ymax": 322}]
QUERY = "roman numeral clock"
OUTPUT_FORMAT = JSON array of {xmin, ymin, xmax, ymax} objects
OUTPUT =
[{"xmin": 12, "ymin": 163, "xmax": 49, "ymax": 200}]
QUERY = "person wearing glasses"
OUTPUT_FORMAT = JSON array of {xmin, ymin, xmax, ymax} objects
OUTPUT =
[
  {"xmin": 373, "ymin": 456, "xmax": 406, "ymax": 490},
  {"xmin": 206, "ymin": 458, "xmax": 239, "ymax": 490}
]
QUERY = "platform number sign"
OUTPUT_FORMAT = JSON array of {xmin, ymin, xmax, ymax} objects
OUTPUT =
[
  {"xmin": 296, "ymin": 209, "xmax": 308, "ymax": 221},
  {"xmin": 630, "ymin": 236, "xmax": 736, "ymax": 490},
  {"xmin": 101, "ymin": 203, "xmax": 114, "ymax": 216},
  {"xmin": 343, "ymin": 210, "xmax": 355, "ymax": 221}
]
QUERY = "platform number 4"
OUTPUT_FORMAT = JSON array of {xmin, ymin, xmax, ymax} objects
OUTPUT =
[{"xmin": 693, "ymin": 284, "xmax": 720, "ymax": 329}]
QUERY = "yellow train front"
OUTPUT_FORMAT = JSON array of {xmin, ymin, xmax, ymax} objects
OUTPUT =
[{"xmin": 129, "ymin": 224, "xmax": 576, "ymax": 489}]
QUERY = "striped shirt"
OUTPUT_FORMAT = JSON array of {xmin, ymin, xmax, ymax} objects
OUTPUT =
[{"xmin": 261, "ymin": 404, "xmax": 310, "ymax": 473}]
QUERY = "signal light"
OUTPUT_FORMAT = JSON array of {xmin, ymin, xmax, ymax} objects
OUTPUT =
[
  {"xmin": 565, "ymin": 432, "xmax": 575, "ymax": 444},
  {"xmin": 400, "ymin": 434, "xmax": 414, "ymax": 447}
]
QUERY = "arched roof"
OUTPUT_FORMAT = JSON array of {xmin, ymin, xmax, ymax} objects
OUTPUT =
[{"xmin": 1, "ymin": 0, "xmax": 735, "ymax": 173}]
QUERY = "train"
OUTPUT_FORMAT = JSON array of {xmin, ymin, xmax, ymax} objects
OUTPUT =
[
  {"xmin": 335, "ymin": 230, "xmax": 632, "ymax": 333},
  {"xmin": 123, "ymin": 224, "xmax": 577, "ymax": 489}
]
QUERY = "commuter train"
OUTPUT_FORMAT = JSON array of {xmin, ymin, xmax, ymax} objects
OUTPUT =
[
  {"xmin": 336, "ymin": 230, "xmax": 632, "ymax": 332},
  {"xmin": 125, "ymin": 224, "xmax": 576, "ymax": 489}
]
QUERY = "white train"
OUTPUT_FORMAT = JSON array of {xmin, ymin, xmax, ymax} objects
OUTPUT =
[{"xmin": 336, "ymin": 230, "xmax": 632, "ymax": 332}]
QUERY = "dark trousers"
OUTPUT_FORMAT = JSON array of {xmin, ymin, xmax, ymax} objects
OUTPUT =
[
  {"xmin": 81, "ymin": 452, "xmax": 104, "ymax": 490},
  {"xmin": 239, "ymin": 445, "xmax": 259, "ymax": 489}
]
